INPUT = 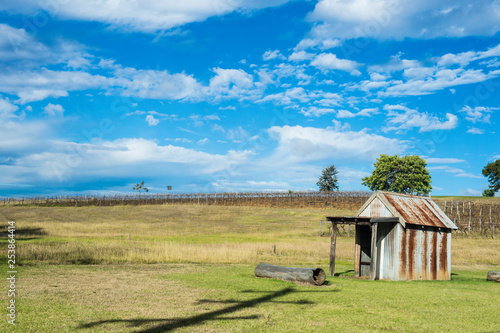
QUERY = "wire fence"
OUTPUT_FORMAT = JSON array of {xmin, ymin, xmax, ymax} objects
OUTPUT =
[
  {"xmin": 436, "ymin": 200, "xmax": 499, "ymax": 237},
  {"xmin": 2, "ymin": 192, "xmax": 496, "ymax": 236},
  {"xmin": 0, "ymin": 191, "xmax": 373, "ymax": 210}
]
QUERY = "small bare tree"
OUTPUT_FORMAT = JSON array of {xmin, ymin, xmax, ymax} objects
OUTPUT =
[{"xmin": 133, "ymin": 181, "xmax": 149, "ymax": 194}]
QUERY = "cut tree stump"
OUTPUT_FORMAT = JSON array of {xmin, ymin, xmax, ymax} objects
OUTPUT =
[
  {"xmin": 487, "ymin": 271, "xmax": 500, "ymax": 282},
  {"xmin": 254, "ymin": 263, "xmax": 326, "ymax": 285}
]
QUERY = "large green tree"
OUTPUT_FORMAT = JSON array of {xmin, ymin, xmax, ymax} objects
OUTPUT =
[
  {"xmin": 362, "ymin": 154, "xmax": 432, "ymax": 195},
  {"xmin": 482, "ymin": 159, "xmax": 500, "ymax": 193},
  {"xmin": 317, "ymin": 165, "xmax": 339, "ymax": 191}
]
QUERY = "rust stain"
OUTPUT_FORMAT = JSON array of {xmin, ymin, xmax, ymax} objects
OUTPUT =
[
  {"xmin": 422, "ymin": 229, "xmax": 428, "ymax": 280},
  {"xmin": 439, "ymin": 231, "xmax": 449, "ymax": 280},
  {"xmin": 370, "ymin": 198, "xmax": 383, "ymax": 217},
  {"xmin": 398, "ymin": 226, "xmax": 407, "ymax": 279},
  {"xmin": 407, "ymin": 226, "xmax": 417, "ymax": 280},
  {"xmin": 430, "ymin": 231, "xmax": 438, "ymax": 280},
  {"xmin": 382, "ymin": 193, "xmax": 448, "ymax": 228}
]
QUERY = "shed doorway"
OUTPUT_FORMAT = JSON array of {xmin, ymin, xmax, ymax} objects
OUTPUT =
[{"xmin": 356, "ymin": 225, "xmax": 372, "ymax": 277}]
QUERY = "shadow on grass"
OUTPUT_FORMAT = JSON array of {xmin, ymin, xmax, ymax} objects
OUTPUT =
[
  {"xmin": 0, "ymin": 226, "xmax": 47, "ymax": 238},
  {"xmin": 79, "ymin": 286, "xmax": 335, "ymax": 332},
  {"xmin": 335, "ymin": 270, "xmax": 355, "ymax": 277}
]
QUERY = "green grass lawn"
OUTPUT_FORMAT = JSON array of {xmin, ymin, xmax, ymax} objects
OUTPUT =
[
  {"xmin": 2, "ymin": 263, "xmax": 499, "ymax": 332},
  {"xmin": 0, "ymin": 204, "xmax": 499, "ymax": 332}
]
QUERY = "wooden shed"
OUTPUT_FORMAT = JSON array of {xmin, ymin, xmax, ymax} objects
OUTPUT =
[{"xmin": 327, "ymin": 191, "xmax": 458, "ymax": 281}]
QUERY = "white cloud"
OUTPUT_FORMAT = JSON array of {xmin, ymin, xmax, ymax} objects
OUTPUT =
[
  {"xmin": 0, "ymin": 24, "xmax": 50, "ymax": 62},
  {"xmin": 207, "ymin": 68, "xmax": 259, "ymax": 101},
  {"xmin": 336, "ymin": 110, "xmax": 356, "ymax": 118},
  {"xmin": 271, "ymin": 63, "xmax": 312, "ymax": 85},
  {"xmin": 459, "ymin": 106, "xmax": 498, "ymax": 123},
  {"xmin": 115, "ymin": 67, "xmax": 203, "ymax": 101},
  {"xmin": 145, "ymin": 115, "xmax": 159, "ymax": 126},
  {"xmin": 383, "ymin": 105, "xmax": 458, "ymax": 133},
  {"xmin": 428, "ymin": 165, "xmax": 483, "ymax": 179},
  {"xmin": 43, "ymin": 103, "xmax": 64, "ymax": 116},
  {"xmin": 294, "ymin": 39, "xmax": 319, "ymax": 51},
  {"xmin": 267, "ymin": 125, "xmax": 405, "ymax": 164},
  {"xmin": 337, "ymin": 107, "xmax": 379, "ymax": 118},
  {"xmin": 0, "ymin": 97, "xmax": 18, "ymax": 118},
  {"xmin": 381, "ymin": 68, "xmax": 494, "ymax": 97},
  {"xmin": 293, "ymin": 38, "xmax": 341, "ymax": 51},
  {"xmin": 370, "ymin": 56, "xmax": 421, "ymax": 74},
  {"xmin": 263, "ymin": 50, "xmax": 285, "ymax": 61},
  {"xmin": 357, "ymin": 45, "xmax": 500, "ymax": 97},
  {"xmin": 425, "ymin": 158, "xmax": 465, "ymax": 164},
  {"xmin": 308, "ymin": 0, "xmax": 500, "ymax": 39},
  {"xmin": 1, "ymin": 0, "xmax": 294, "ymax": 33},
  {"xmin": 0, "ymin": 69, "xmax": 110, "ymax": 103},
  {"xmin": 310, "ymin": 53, "xmax": 361, "ymax": 75},
  {"xmin": 467, "ymin": 127, "xmax": 485, "ymax": 134},
  {"xmin": 300, "ymin": 107, "xmax": 336, "ymax": 117},
  {"xmin": 172, "ymin": 138, "xmax": 193, "ymax": 143},
  {"xmin": 437, "ymin": 43, "xmax": 500, "ymax": 67},
  {"xmin": 226, "ymin": 126, "xmax": 249, "ymax": 142},
  {"xmin": 258, "ymin": 87, "xmax": 310, "ymax": 105},
  {"xmin": 459, "ymin": 188, "xmax": 483, "ymax": 196},
  {"xmin": 212, "ymin": 124, "xmax": 225, "ymax": 133},
  {"xmin": 331, "ymin": 119, "xmax": 351, "ymax": 131},
  {"xmin": 0, "ymin": 119, "xmax": 53, "ymax": 156},
  {"xmin": 7, "ymin": 137, "xmax": 252, "ymax": 183},
  {"xmin": 0, "ymin": 24, "xmax": 94, "ymax": 70},
  {"xmin": 337, "ymin": 167, "xmax": 371, "ymax": 184},
  {"xmin": 197, "ymin": 138, "xmax": 209, "ymax": 145},
  {"xmin": 288, "ymin": 51, "xmax": 315, "ymax": 62}
]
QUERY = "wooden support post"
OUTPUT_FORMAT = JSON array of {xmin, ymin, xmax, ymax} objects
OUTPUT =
[
  {"xmin": 329, "ymin": 223, "xmax": 337, "ymax": 277},
  {"xmin": 370, "ymin": 223, "xmax": 378, "ymax": 280},
  {"xmin": 354, "ymin": 225, "xmax": 361, "ymax": 277}
]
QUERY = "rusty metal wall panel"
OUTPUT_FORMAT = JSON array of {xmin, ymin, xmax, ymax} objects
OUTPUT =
[
  {"xmin": 437, "ymin": 229, "xmax": 451, "ymax": 280},
  {"xmin": 421, "ymin": 228, "xmax": 430, "ymax": 280},
  {"xmin": 399, "ymin": 226, "xmax": 451, "ymax": 281},
  {"xmin": 398, "ymin": 223, "xmax": 406, "ymax": 280},
  {"xmin": 447, "ymin": 231, "xmax": 452, "ymax": 279}
]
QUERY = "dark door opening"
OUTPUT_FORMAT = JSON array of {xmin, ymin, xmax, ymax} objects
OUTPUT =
[{"xmin": 356, "ymin": 225, "xmax": 372, "ymax": 277}]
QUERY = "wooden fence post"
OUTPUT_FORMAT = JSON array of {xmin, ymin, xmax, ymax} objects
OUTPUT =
[
  {"xmin": 468, "ymin": 202, "xmax": 471, "ymax": 233},
  {"xmin": 329, "ymin": 223, "xmax": 337, "ymax": 277}
]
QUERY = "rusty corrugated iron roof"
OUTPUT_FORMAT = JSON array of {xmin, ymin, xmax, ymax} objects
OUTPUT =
[
  {"xmin": 381, "ymin": 191, "xmax": 457, "ymax": 229},
  {"xmin": 357, "ymin": 191, "xmax": 458, "ymax": 229}
]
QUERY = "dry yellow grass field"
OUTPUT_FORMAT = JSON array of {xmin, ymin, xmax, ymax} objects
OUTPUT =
[{"xmin": 1, "ymin": 204, "xmax": 498, "ymax": 268}]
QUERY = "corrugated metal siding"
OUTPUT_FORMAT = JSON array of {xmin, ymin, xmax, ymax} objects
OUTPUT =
[
  {"xmin": 381, "ymin": 192, "xmax": 457, "ymax": 229},
  {"xmin": 374, "ymin": 222, "xmax": 399, "ymax": 280},
  {"xmin": 359, "ymin": 197, "xmax": 393, "ymax": 218},
  {"xmin": 396, "ymin": 225, "xmax": 451, "ymax": 281}
]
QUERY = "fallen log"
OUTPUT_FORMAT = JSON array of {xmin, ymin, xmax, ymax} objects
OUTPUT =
[
  {"xmin": 487, "ymin": 271, "xmax": 500, "ymax": 282},
  {"xmin": 254, "ymin": 263, "xmax": 326, "ymax": 285}
]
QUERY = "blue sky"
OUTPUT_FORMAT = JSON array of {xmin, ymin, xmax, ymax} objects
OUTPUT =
[{"xmin": 0, "ymin": 0, "xmax": 499, "ymax": 197}]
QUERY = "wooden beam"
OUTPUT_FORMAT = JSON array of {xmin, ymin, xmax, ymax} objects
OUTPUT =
[
  {"xmin": 329, "ymin": 223, "xmax": 337, "ymax": 277},
  {"xmin": 370, "ymin": 217, "xmax": 399, "ymax": 223}
]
